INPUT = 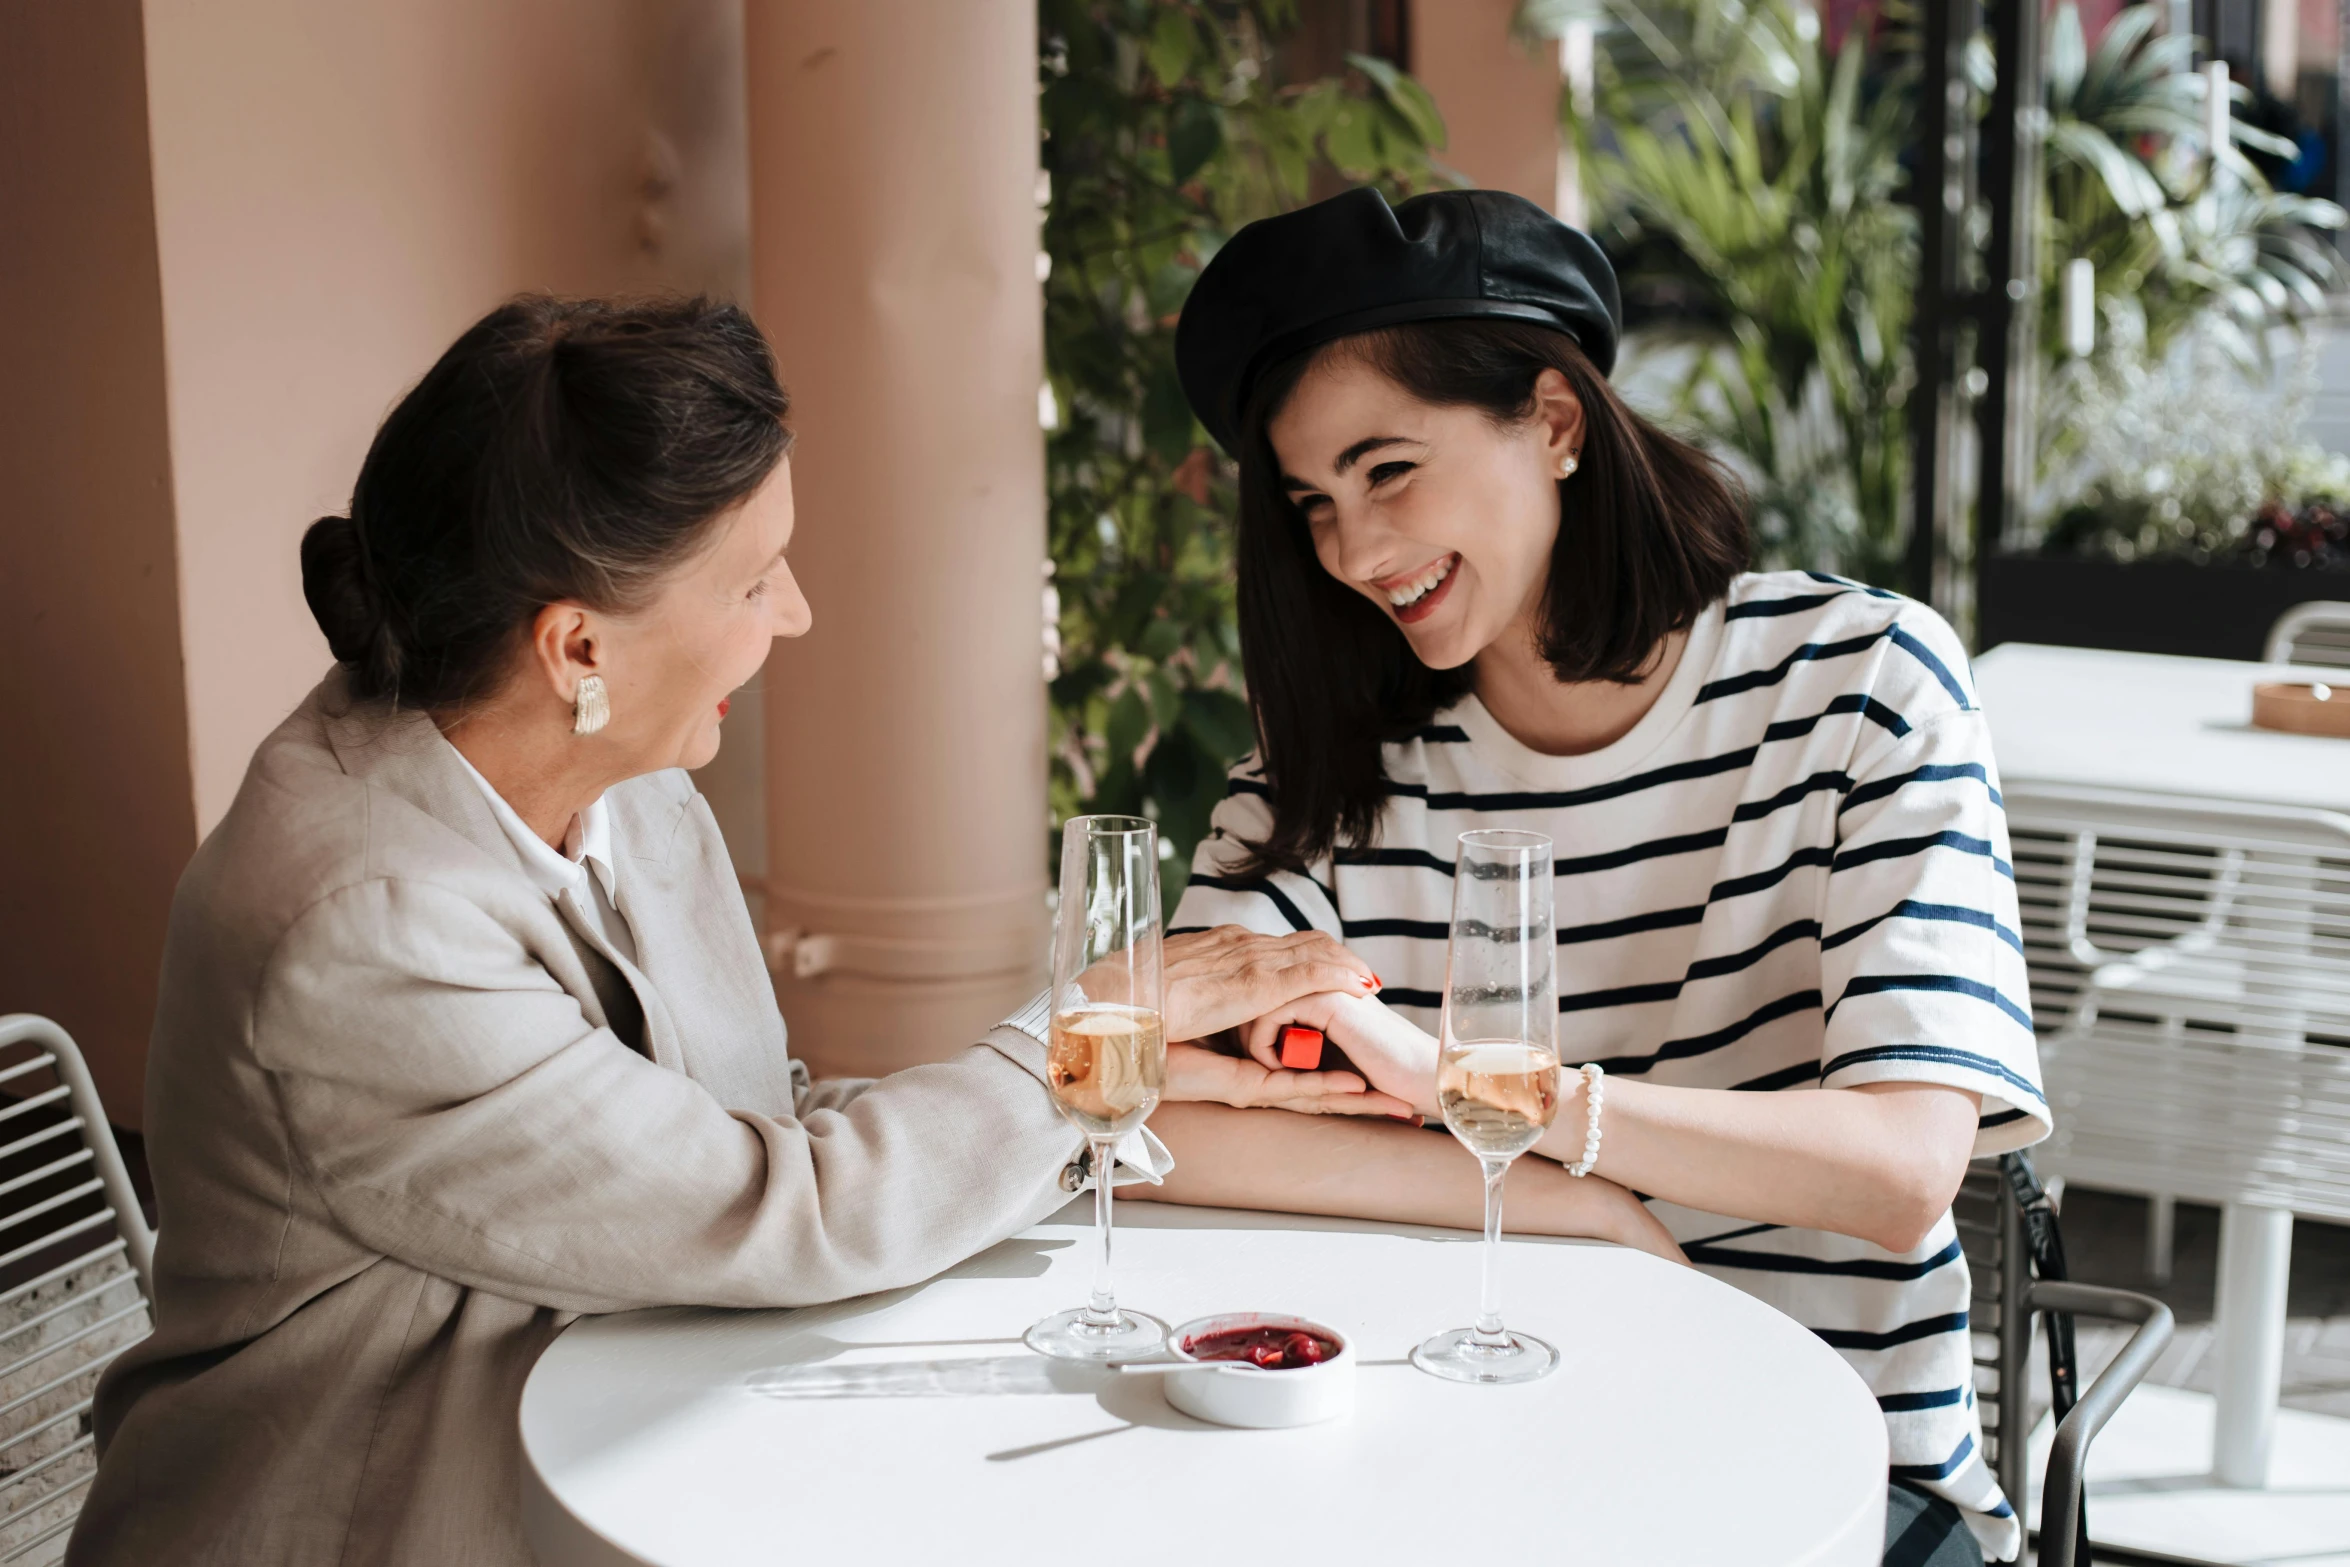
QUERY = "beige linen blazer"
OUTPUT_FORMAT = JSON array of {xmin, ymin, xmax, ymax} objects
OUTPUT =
[{"xmin": 68, "ymin": 678, "xmax": 1086, "ymax": 1566}]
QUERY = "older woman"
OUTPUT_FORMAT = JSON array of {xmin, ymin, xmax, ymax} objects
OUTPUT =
[{"xmin": 65, "ymin": 297, "xmax": 1668, "ymax": 1566}]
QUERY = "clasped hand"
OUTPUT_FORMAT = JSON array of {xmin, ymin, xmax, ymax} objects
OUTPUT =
[{"xmin": 1159, "ymin": 928, "xmax": 1418, "ymax": 1118}]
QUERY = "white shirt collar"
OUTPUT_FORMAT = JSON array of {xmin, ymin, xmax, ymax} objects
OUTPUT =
[{"xmin": 446, "ymin": 744, "xmax": 620, "ymax": 908}]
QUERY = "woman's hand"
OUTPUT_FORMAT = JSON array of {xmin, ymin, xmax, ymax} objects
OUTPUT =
[
  {"xmin": 1163, "ymin": 1043, "xmax": 1415, "ymax": 1118},
  {"xmin": 1161, "ymin": 927, "xmax": 1377, "ymax": 1044},
  {"xmin": 1239, "ymin": 991, "xmax": 1441, "ymax": 1118}
]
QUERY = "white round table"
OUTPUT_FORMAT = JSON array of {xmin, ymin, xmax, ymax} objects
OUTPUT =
[{"xmin": 520, "ymin": 1203, "xmax": 1888, "ymax": 1566}]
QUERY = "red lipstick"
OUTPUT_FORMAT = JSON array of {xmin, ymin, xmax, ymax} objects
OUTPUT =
[{"xmin": 1393, "ymin": 558, "xmax": 1459, "ymax": 625}]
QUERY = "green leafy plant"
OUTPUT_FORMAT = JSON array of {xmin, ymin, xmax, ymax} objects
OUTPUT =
[
  {"xmin": 1526, "ymin": 0, "xmax": 1918, "ymax": 580},
  {"xmin": 1038, "ymin": 0, "xmax": 1448, "ymax": 891},
  {"xmin": 2039, "ymin": 321, "xmax": 2350, "ymax": 561},
  {"xmin": 1520, "ymin": 0, "xmax": 2346, "ymax": 581},
  {"xmin": 2040, "ymin": 3, "xmax": 2341, "ymax": 371}
]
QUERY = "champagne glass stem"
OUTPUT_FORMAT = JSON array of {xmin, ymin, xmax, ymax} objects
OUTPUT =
[
  {"xmin": 1474, "ymin": 1156, "xmax": 1509, "ymax": 1344},
  {"xmin": 1084, "ymin": 1134, "xmax": 1118, "ymax": 1324}
]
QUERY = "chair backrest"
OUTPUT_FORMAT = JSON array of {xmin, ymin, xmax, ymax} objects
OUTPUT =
[
  {"xmin": 0, "ymin": 1017, "xmax": 155, "ymax": 1566},
  {"xmin": 2265, "ymin": 599, "xmax": 2350, "ymax": 669},
  {"xmin": 2004, "ymin": 784, "xmax": 2350, "ymax": 1218},
  {"xmin": 2004, "ymin": 783, "xmax": 2350, "ymax": 1034},
  {"xmin": 1954, "ymin": 1160, "xmax": 2032, "ymax": 1514}
]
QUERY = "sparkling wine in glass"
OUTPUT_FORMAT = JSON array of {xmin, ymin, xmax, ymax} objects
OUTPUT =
[
  {"xmin": 1024, "ymin": 815, "xmax": 1168, "ymax": 1362},
  {"xmin": 1413, "ymin": 828, "xmax": 1564, "ymax": 1385}
]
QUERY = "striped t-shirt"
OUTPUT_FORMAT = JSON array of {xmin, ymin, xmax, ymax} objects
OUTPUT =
[{"xmin": 1175, "ymin": 570, "xmax": 2050, "ymax": 1559}]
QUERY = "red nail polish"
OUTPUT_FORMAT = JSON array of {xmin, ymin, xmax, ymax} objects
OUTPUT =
[{"xmin": 1279, "ymin": 1026, "xmax": 1324, "ymax": 1071}]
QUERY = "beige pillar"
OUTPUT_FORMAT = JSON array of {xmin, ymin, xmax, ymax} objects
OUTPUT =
[
  {"xmin": 0, "ymin": 1, "xmax": 196, "ymax": 1124},
  {"xmin": 2, "ymin": 0, "xmax": 757, "ymax": 1123},
  {"xmin": 745, "ymin": 0, "xmax": 1051, "ymax": 1076},
  {"xmin": 1407, "ymin": 0, "xmax": 1565, "ymax": 211}
]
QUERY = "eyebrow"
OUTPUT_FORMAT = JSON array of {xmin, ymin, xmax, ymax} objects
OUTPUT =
[{"xmin": 1280, "ymin": 435, "xmax": 1416, "ymax": 491}]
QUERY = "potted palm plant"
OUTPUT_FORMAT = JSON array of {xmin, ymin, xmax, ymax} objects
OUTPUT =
[
  {"xmin": 1523, "ymin": 0, "xmax": 2350, "ymax": 655},
  {"xmin": 1979, "ymin": 4, "xmax": 2350, "ymax": 658}
]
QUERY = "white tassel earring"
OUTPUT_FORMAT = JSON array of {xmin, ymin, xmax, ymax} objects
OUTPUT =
[
  {"xmin": 1558, "ymin": 452, "xmax": 1580, "ymax": 479},
  {"xmin": 572, "ymin": 674, "xmax": 610, "ymax": 736}
]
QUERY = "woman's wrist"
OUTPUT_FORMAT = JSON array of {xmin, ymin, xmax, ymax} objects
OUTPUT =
[
  {"xmin": 1321, "ymin": 993, "xmax": 1442, "ymax": 1116},
  {"xmin": 1533, "ymin": 1067, "xmax": 1592, "ymax": 1165}
]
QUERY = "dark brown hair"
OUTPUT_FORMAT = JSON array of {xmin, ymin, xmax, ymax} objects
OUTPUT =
[
  {"xmin": 1233, "ymin": 318, "xmax": 1748, "ymax": 872},
  {"xmin": 300, "ymin": 294, "xmax": 791, "ymax": 710}
]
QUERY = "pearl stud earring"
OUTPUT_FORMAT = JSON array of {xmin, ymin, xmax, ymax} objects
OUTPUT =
[{"xmin": 1558, "ymin": 453, "xmax": 1580, "ymax": 479}]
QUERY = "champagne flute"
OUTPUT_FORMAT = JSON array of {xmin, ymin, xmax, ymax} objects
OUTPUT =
[
  {"xmin": 1024, "ymin": 815, "xmax": 1169, "ymax": 1362},
  {"xmin": 1412, "ymin": 828, "xmax": 1563, "ymax": 1384}
]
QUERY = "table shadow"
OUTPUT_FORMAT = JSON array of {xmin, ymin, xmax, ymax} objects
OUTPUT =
[
  {"xmin": 941, "ymin": 1235, "xmax": 1074, "ymax": 1280},
  {"xmin": 983, "ymin": 1367, "xmax": 1234, "ymax": 1462},
  {"xmin": 747, "ymin": 1354, "xmax": 1093, "ymax": 1400}
]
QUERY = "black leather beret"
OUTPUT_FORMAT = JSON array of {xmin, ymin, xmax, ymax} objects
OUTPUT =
[{"xmin": 1176, "ymin": 186, "xmax": 1623, "ymax": 456}]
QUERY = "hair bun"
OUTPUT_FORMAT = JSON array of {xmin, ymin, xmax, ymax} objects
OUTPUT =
[{"xmin": 299, "ymin": 515, "xmax": 395, "ymax": 678}]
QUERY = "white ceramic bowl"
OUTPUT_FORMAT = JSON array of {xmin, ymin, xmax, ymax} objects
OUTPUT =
[{"xmin": 1159, "ymin": 1313, "xmax": 1355, "ymax": 1429}]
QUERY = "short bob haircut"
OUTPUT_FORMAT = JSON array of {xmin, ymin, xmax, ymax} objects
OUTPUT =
[{"xmin": 1231, "ymin": 317, "xmax": 1749, "ymax": 874}]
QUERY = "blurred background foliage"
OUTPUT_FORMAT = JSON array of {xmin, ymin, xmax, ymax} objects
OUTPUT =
[
  {"xmin": 1038, "ymin": 0, "xmax": 1449, "ymax": 893},
  {"xmin": 1518, "ymin": 0, "xmax": 2346, "ymax": 578},
  {"xmin": 1526, "ymin": 0, "xmax": 1918, "ymax": 579}
]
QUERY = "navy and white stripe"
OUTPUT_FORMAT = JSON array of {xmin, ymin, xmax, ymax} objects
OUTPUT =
[{"xmin": 1175, "ymin": 571, "xmax": 2049, "ymax": 1561}]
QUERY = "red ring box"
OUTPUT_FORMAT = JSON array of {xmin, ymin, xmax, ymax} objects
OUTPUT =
[{"xmin": 1278, "ymin": 1026, "xmax": 1324, "ymax": 1071}]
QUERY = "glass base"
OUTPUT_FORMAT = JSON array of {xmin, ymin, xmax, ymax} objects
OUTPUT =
[
  {"xmin": 1024, "ymin": 1307, "xmax": 1167, "ymax": 1363},
  {"xmin": 1411, "ymin": 1325, "xmax": 1560, "ymax": 1385}
]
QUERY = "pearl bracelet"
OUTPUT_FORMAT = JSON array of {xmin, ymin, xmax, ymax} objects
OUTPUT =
[{"xmin": 1565, "ymin": 1062, "xmax": 1605, "ymax": 1177}]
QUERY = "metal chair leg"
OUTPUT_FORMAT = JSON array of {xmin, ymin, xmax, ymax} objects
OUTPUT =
[{"xmin": 2145, "ymin": 1194, "xmax": 2174, "ymax": 1285}]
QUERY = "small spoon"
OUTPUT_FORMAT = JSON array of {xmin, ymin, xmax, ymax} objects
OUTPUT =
[{"xmin": 1115, "ymin": 1358, "xmax": 1267, "ymax": 1375}]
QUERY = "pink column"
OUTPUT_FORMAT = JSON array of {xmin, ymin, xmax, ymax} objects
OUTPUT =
[
  {"xmin": 745, "ymin": 0, "xmax": 1051, "ymax": 1075},
  {"xmin": 1407, "ymin": 0, "xmax": 1565, "ymax": 211}
]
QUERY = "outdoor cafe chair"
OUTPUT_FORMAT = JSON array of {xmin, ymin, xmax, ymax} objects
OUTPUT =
[
  {"xmin": 2005, "ymin": 780, "xmax": 2350, "ymax": 1492},
  {"xmin": 2264, "ymin": 600, "xmax": 2350, "ymax": 670},
  {"xmin": 2008, "ymin": 784, "xmax": 2350, "ymax": 1223},
  {"xmin": 0, "ymin": 1017, "xmax": 155, "ymax": 1565},
  {"xmin": 1955, "ymin": 1153, "xmax": 2170, "ymax": 1567}
]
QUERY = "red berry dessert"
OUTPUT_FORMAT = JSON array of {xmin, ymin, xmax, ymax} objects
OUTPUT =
[{"xmin": 1181, "ymin": 1325, "xmax": 1339, "ymax": 1369}]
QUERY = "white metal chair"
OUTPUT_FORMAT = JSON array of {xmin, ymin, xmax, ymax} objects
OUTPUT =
[
  {"xmin": 2003, "ymin": 782, "xmax": 2350, "ymax": 1489},
  {"xmin": 2264, "ymin": 600, "xmax": 2350, "ymax": 669},
  {"xmin": 0, "ymin": 1017, "xmax": 155, "ymax": 1565}
]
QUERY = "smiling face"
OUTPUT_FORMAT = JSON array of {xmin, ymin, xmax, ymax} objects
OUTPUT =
[
  {"xmin": 1267, "ymin": 346, "xmax": 1584, "ymax": 672},
  {"xmin": 537, "ymin": 456, "xmax": 810, "ymax": 778}
]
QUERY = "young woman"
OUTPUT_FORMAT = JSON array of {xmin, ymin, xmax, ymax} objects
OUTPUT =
[{"xmin": 1150, "ymin": 189, "xmax": 2050, "ymax": 1566}]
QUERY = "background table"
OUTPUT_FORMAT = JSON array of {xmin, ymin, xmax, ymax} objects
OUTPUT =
[
  {"xmin": 1978, "ymin": 642, "xmax": 2350, "ymax": 1508},
  {"xmin": 1974, "ymin": 642, "xmax": 2350, "ymax": 816},
  {"xmin": 520, "ymin": 1202, "xmax": 1887, "ymax": 1567}
]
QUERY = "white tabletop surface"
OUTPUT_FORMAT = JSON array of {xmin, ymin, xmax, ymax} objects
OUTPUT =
[
  {"xmin": 520, "ymin": 1202, "xmax": 1887, "ymax": 1567},
  {"xmin": 1974, "ymin": 642, "xmax": 2350, "ymax": 812}
]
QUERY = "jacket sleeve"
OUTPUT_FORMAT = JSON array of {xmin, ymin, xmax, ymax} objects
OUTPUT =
[{"xmin": 253, "ymin": 877, "xmax": 1088, "ymax": 1314}]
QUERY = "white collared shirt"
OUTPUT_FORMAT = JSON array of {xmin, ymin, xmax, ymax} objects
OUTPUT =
[{"xmin": 449, "ymin": 748, "xmax": 639, "ymax": 969}]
